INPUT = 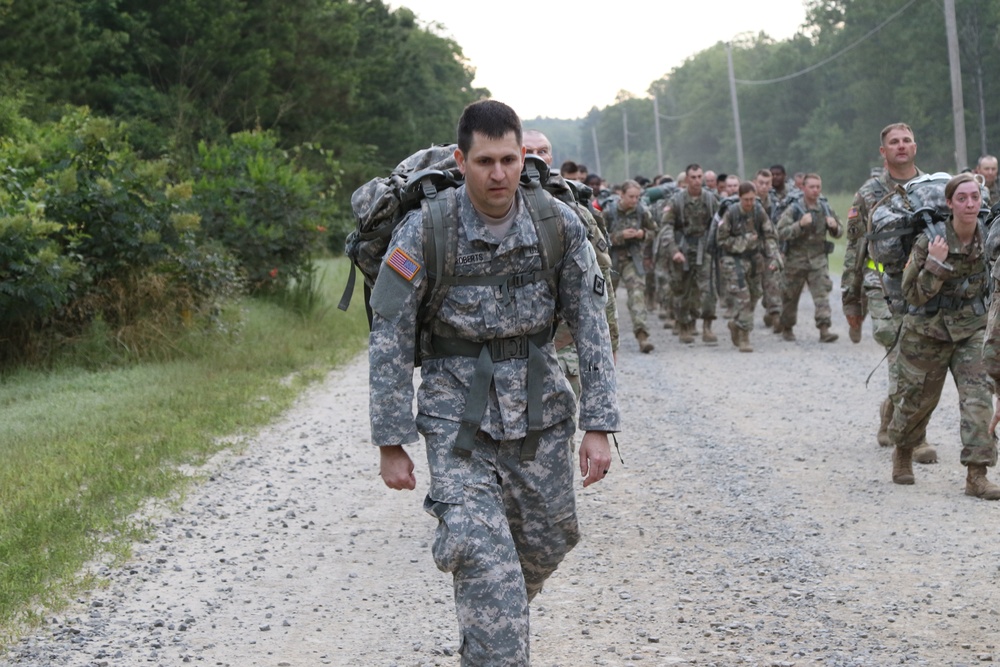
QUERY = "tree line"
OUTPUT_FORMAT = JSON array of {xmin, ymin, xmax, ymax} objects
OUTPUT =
[
  {"xmin": 0, "ymin": 0, "xmax": 485, "ymax": 366},
  {"xmin": 575, "ymin": 0, "xmax": 1000, "ymax": 192}
]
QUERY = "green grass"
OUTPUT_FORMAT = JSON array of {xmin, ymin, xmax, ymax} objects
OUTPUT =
[{"xmin": 0, "ymin": 257, "xmax": 369, "ymax": 634}]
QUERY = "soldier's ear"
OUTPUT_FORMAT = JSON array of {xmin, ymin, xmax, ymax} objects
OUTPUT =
[{"xmin": 454, "ymin": 148, "xmax": 466, "ymax": 175}]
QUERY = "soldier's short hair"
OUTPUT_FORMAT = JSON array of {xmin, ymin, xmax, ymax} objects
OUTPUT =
[
  {"xmin": 977, "ymin": 155, "xmax": 997, "ymax": 168},
  {"xmin": 621, "ymin": 179, "xmax": 641, "ymax": 194},
  {"xmin": 560, "ymin": 160, "xmax": 579, "ymax": 177},
  {"xmin": 802, "ymin": 172, "xmax": 822, "ymax": 185},
  {"xmin": 945, "ymin": 172, "xmax": 978, "ymax": 200},
  {"xmin": 879, "ymin": 123, "xmax": 914, "ymax": 146},
  {"xmin": 738, "ymin": 181, "xmax": 755, "ymax": 197},
  {"xmin": 457, "ymin": 100, "xmax": 522, "ymax": 155},
  {"xmin": 685, "ymin": 163, "xmax": 702, "ymax": 175},
  {"xmin": 769, "ymin": 164, "xmax": 786, "ymax": 174},
  {"xmin": 754, "ymin": 169, "xmax": 772, "ymax": 180}
]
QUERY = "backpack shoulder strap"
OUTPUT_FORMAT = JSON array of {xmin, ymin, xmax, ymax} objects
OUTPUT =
[{"xmin": 420, "ymin": 188, "xmax": 459, "ymax": 324}]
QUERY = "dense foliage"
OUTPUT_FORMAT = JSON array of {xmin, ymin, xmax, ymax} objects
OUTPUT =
[
  {"xmin": 579, "ymin": 0, "xmax": 1000, "ymax": 191},
  {"xmin": 0, "ymin": 0, "xmax": 485, "ymax": 367}
]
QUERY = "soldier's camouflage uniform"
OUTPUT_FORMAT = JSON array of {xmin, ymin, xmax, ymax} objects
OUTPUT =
[
  {"xmin": 658, "ymin": 189, "xmax": 720, "ymax": 326},
  {"xmin": 717, "ymin": 201, "xmax": 779, "ymax": 332},
  {"xmin": 549, "ymin": 177, "xmax": 619, "ymax": 397},
  {"xmin": 368, "ymin": 186, "xmax": 621, "ymax": 666},
  {"xmin": 776, "ymin": 199, "xmax": 842, "ymax": 331},
  {"xmin": 890, "ymin": 219, "xmax": 994, "ymax": 466},
  {"xmin": 605, "ymin": 198, "xmax": 657, "ymax": 337},
  {"xmin": 980, "ymin": 219, "xmax": 1000, "ymax": 386},
  {"xmin": 759, "ymin": 193, "xmax": 783, "ymax": 318},
  {"xmin": 987, "ymin": 180, "xmax": 1000, "ymax": 207}
]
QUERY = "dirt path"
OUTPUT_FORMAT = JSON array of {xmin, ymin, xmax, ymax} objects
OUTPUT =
[{"xmin": 5, "ymin": 282, "xmax": 1000, "ymax": 667}]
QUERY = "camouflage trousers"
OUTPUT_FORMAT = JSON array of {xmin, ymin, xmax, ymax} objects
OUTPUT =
[
  {"xmin": 720, "ymin": 254, "xmax": 761, "ymax": 332},
  {"xmin": 611, "ymin": 260, "xmax": 649, "ymax": 336},
  {"xmin": 888, "ymin": 324, "xmax": 996, "ymax": 465},
  {"xmin": 603, "ymin": 265, "xmax": 620, "ymax": 352},
  {"xmin": 420, "ymin": 417, "xmax": 580, "ymax": 666},
  {"xmin": 664, "ymin": 254, "xmax": 716, "ymax": 324},
  {"xmin": 654, "ymin": 261, "xmax": 674, "ymax": 316},
  {"xmin": 761, "ymin": 261, "xmax": 783, "ymax": 315},
  {"xmin": 779, "ymin": 265, "xmax": 833, "ymax": 330}
]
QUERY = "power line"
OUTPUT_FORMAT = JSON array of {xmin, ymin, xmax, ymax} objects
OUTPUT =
[{"xmin": 734, "ymin": 0, "xmax": 922, "ymax": 86}]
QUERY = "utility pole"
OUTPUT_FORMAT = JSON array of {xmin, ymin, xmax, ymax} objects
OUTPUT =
[
  {"xmin": 653, "ymin": 95, "xmax": 664, "ymax": 176},
  {"xmin": 944, "ymin": 0, "xmax": 968, "ymax": 170},
  {"xmin": 726, "ymin": 42, "xmax": 745, "ymax": 179}
]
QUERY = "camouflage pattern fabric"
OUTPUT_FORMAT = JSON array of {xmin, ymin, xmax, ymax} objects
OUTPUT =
[
  {"xmin": 890, "ymin": 219, "xmax": 993, "ymax": 464},
  {"xmin": 658, "ymin": 190, "xmax": 720, "ymax": 325},
  {"xmin": 367, "ymin": 186, "xmax": 620, "ymax": 664},
  {"xmin": 605, "ymin": 200, "xmax": 656, "ymax": 336},
  {"xmin": 758, "ymin": 195, "xmax": 783, "ymax": 316},
  {"xmin": 988, "ymin": 180, "xmax": 1000, "ymax": 207},
  {"xmin": 981, "ymin": 220, "xmax": 1000, "ymax": 384},
  {"xmin": 421, "ymin": 417, "xmax": 578, "ymax": 665},
  {"xmin": 776, "ymin": 202, "xmax": 842, "ymax": 330},
  {"xmin": 717, "ymin": 203, "xmax": 777, "ymax": 332}
]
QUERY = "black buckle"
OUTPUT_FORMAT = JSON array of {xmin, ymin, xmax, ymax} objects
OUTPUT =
[{"xmin": 489, "ymin": 335, "xmax": 528, "ymax": 362}]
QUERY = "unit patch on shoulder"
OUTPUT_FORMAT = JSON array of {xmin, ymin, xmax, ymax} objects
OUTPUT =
[
  {"xmin": 386, "ymin": 247, "xmax": 421, "ymax": 281},
  {"xmin": 593, "ymin": 274, "xmax": 606, "ymax": 297}
]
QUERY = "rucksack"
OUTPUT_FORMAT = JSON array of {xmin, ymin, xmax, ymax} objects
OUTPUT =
[
  {"xmin": 867, "ymin": 172, "xmax": 953, "ymax": 313},
  {"xmin": 338, "ymin": 146, "xmax": 565, "ymax": 365}
]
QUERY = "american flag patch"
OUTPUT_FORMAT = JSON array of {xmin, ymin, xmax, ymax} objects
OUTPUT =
[
  {"xmin": 386, "ymin": 247, "xmax": 420, "ymax": 281},
  {"xmin": 848, "ymin": 206, "xmax": 858, "ymax": 219}
]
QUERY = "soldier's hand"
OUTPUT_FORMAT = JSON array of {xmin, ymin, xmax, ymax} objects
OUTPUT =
[
  {"xmin": 826, "ymin": 216, "xmax": 838, "ymax": 231},
  {"xmin": 990, "ymin": 400, "xmax": 1000, "ymax": 437},
  {"xmin": 579, "ymin": 431, "xmax": 612, "ymax": 488},
  {"xmin": 672, "ymin": 251, "xmax": 686, "ymax": 263},
  {"xmin": 799, "ymin": 213, "xmax": 813, "ymax": 228},
  {"xmin": 643, "ymin": 258, "xmax": 653, "ymax": 272},
  {"xmin": 927, "ymin": 236, "xmax": 949, "ymax": 263},
  {"xmin": 379, "ymin": 445, "xmax": 416, "ymax": 490}
]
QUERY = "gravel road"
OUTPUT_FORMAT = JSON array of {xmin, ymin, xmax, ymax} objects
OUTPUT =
[{"xmin": 5, "ymin": 281, "xmax": 1000, "ymax": 667}]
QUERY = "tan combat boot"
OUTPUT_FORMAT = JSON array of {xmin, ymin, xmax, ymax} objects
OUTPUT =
[
  {"xmin": 636, "ymin": 331, "xmax": 654, "ymax": 354},
  {"xmin": 773, "ymin": 319, "xmax": 784, "ymax": 334},
  {"xmin": 849, "ymin": 322, "xmax": 862, "ymax": 343},
  {"xmin": 662, "ymin": 316, "xmax": 674, "ymax": 330},
  {"xmin": 877, "ymin": 397, "xmax": 893, "ymax": 447},
  {"xmin": 727, "ymin": 320, "xmax": 740, "ymax": 347},
  {"xmin": 763, "ymin": 312, "xmax": 774, "ymax": 328},
  {"xmin": 738, "ymin": 328, "xmax": 753, "ymax": 353},
  {"xmin": 965, "ymin": 465, "xmax": 1000, "ymax": 500},
  {"xmin": 913, "ymin": 441, "xmax": 938, "ymax": 464},
  {"xmin": 782, "ymin": 327, "xmax": 796, "ymax": 342},
  {"xmin": 679, "ymin": 321, "xmax": 695, "ymax": 344},
  {"xmin": 892, "ymin": 447, "xmax": 914, "ymax": 485},
  {"xmin": 702, "ymin": 319, "xmax": 718, "ymax": 345},
  {"xmin": 819, "ymin": 325, "xmax": 839, "ymax": 343}
]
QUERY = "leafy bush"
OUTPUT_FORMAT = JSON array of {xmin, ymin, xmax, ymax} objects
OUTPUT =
[{"xmin": 193, "ymin": 131, "xmax": 335, "ymax": 294}]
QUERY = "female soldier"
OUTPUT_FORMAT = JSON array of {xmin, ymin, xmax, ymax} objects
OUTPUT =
[
  {"xmin": 890, "ymin": 173, "xmax": 1000, "ymax": 499},
  {"xmin": 717, "ymin": 181, "xmax": 779, "ymax": 352}
]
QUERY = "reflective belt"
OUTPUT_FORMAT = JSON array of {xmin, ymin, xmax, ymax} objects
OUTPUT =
[
  {"xmin": 866, "ymin": 258, "xmax": 885, "ymax": 273},
  {"xmin": 429, "ymin": 327, "xmax": 554, "ymax": 461}
]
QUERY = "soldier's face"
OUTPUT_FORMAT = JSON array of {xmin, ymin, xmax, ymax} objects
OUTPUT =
[
  {"xmin": 880, "ymin": 129, "xmax": 917, "ymax": 170},
  {"xmin": 620, "ymin": 186, "xmax": 641, "ymax": 212},
  {"xmin": 522, "ymin": 132, "xmax": 553, "ymax": 166},
  {"xmin": 754, "ymin": 174, "xmax": 771, "ymax": 197},
  {"xmin": 725, "ymin": 177, "xmax": 740, "ymax": 196},
  {"xmin": 704, "ymin": 172, "xmax": 717, "ymax": 190},
  {"xmin": 456, "ymin": 131, "xmax": 525, "ymax": 218},
  {"xmin": 770, "ymin": 169, "xmax": 786, "ymax": 189},
  {"xmin": 739, "ymin": 190, "xmax": 756, "ymax": 213},
  {"xmin": 979, "ymin": 158, "xmax": 998, "ymax": 186},
  {"xmin": 686, "ymin": 169, "xmax": 703, "ymax": 195},
  {"xmin": 803, "ymin": 177, "xmax": 822, "ymax": 203},
  {"xmin": 948, "ymin": 181, "xmax": 981, "ymax": 224}
]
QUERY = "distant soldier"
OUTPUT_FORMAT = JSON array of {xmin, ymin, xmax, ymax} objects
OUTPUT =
[
  {"xmin": 658, "ymin": 164, "xmax": 720, "ymax": 344},
  {"xmin": 753, "ymin": 168, "xmax": 783, "ymax": 326},
  {"xmin": 975, "ymin": 155, "xmax": 999, "ymax": 205},
  {"xmin": 605, "ymin": 179, "xmax": 657, "ymax": 353},
  {"xmin": 524, "ymin": 129, "xmax": 620, "ymax": 392},
  {"xmin": 775, "ymin": 173, "xmax": 841, "ymax": 343}
]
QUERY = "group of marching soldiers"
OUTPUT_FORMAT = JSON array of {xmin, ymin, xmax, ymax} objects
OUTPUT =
[{"xmin": 596, "ymin": 162, "xmax": 842, "ymax": 354}]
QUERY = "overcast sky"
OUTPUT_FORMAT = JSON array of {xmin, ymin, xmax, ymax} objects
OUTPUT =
[{"xmin": 390, "ymin": 1, "xmax": 810, "ymax": 120}]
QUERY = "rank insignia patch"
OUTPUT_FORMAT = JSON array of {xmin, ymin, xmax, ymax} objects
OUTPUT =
[
  {"xmin": 593, "ymin": 275, "xmax": 606, "ymax": 297},
  {"xmin": 387, "ymin": 247, "xmax": 420, "ymax": 281}
]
